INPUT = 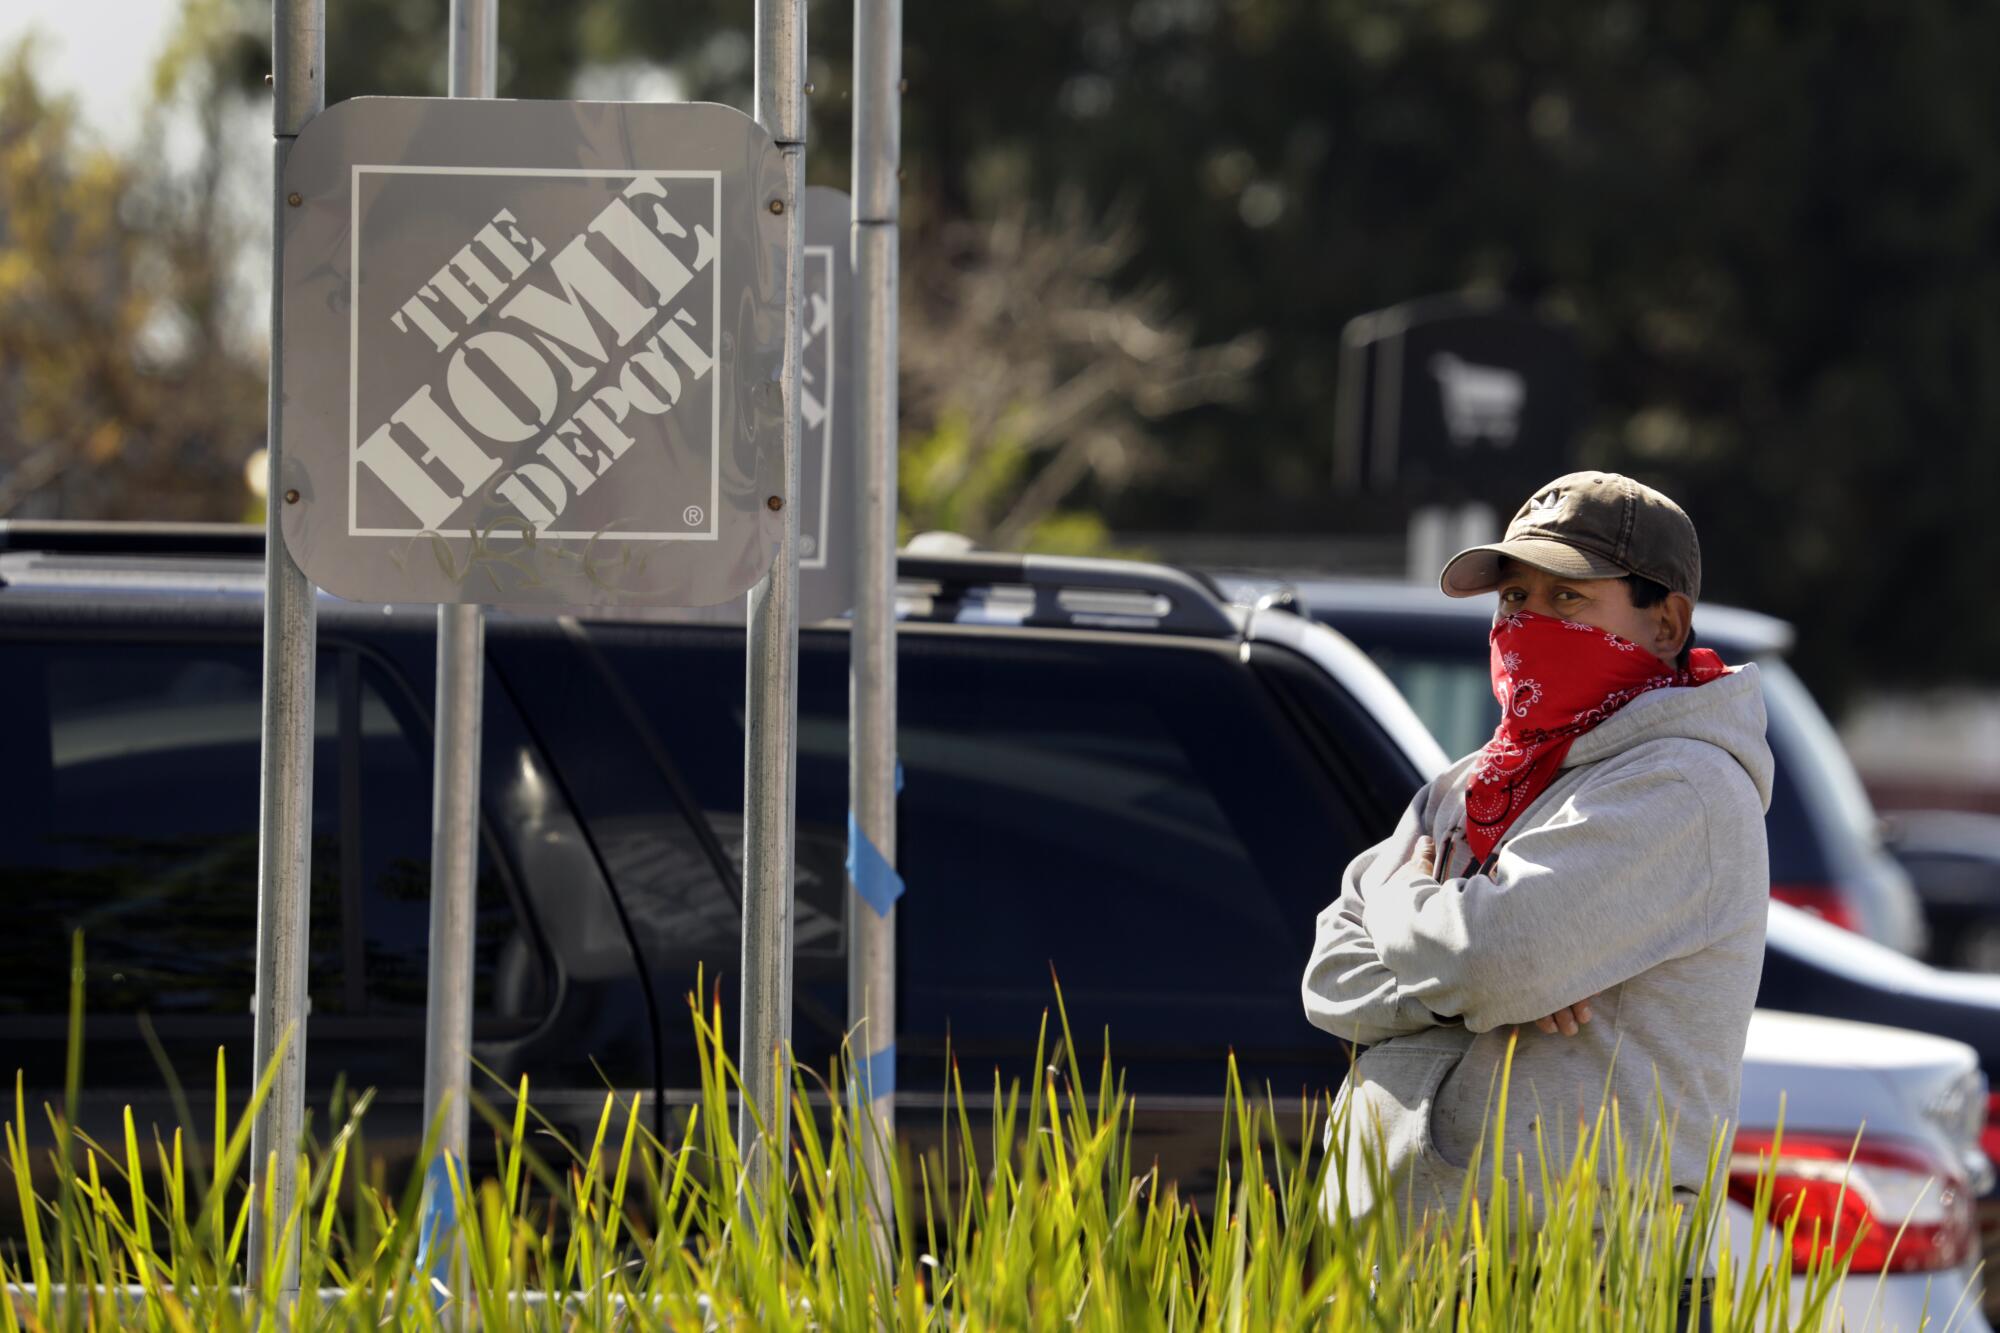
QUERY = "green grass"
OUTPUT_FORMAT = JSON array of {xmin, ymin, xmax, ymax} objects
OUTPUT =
[{"xmin": 0, "ymin": 940, "xmax": 1903, "ymax": 1330}]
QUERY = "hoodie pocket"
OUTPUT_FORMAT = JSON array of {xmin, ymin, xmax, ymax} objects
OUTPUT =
[{"xmin": 1323, "ymin": 1031, "xmax": 1473, "ymax": 1224}]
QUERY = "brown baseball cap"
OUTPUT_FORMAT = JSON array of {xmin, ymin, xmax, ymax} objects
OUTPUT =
[{"xmin": 1439, "ymin": 470, "xmax": 1702, "ymax": 601}]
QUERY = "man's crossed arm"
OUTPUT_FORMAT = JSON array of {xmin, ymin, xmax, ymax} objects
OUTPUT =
[
  {"xmin": 1408, "ymin": 835, "xmax": 1596, "ymax": 1037},
  {"xmin": 1304, "ymin": 763, "xmax": 1714, "ymax": 1043},
  {"xmin": 1300, "ymin": 790, "xmax": 1450, "ymax": 1046}
]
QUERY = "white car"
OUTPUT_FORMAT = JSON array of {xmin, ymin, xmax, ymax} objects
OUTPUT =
[{"xmin": 1730, "ymin": 1009, "xmax": 1991, "ymax": 1330}]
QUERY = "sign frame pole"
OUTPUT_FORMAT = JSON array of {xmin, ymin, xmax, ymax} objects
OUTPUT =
[
  {"xmin": 848, "ymin": 0, "xmax": 902, "ymax": 1217},
  {"xmin": 1406, "ymin": 504, "xmax": 1451, "ymax": 585},
  {"xmin": 248, "ymin": 0, "xmax": 324, "ymax": 1296},
  {"xmin": 1406, "ymin": 502, "xmax": 1499, "ymax": 585},
  {"xmin": 415, "ymin": 0, "xmax": 496, "ymax": 1286},
  {"xmin": 739, "ymin": 0, "xmax": 807, "ymax": 1201}
]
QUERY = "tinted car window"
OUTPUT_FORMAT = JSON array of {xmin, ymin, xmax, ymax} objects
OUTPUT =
[
  {"xmin": 1246, "ymin": 641, "xmax": 1428, "ymax": 835},
  {"xmin": 1758, "ymin": 727, "xmax": 1832, "ymax": 884},
  {"xmin": 1311, "ymin": 612, "xmax": 1496, "ymax": 762},
  {"xmin": 504, "ymin": 629, "xmax": 849, "ymax": 960},
  {"xmin": 0, "ymin": 640, "xmax": 343, "ymax": 1018},
  {"xmin": 0, "ymin": 638, "xmax": 533, "ymax": 1024},
  {"xmin": 335, "ymin": 651, "xmax": 531, "ymax": 1017},
  {"xmin": 892, "ymin": 635, "xmax": 1350, "ymax": 1065},
  {"xmin": 1364, "ymin": 644, "xmax": 1498, "ymax": 761},
  {"xmin": 498, "ymin": 626, "xmax": 851, "ymax": 1067},
  {"xmin": 559, "ymin": 625, "xmax": 1365, "ymax": 1091}
]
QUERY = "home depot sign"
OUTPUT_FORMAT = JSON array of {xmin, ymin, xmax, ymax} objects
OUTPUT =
[{"xmin": 278, "ymin": 98, "xmax": 787, "ymax": 608}]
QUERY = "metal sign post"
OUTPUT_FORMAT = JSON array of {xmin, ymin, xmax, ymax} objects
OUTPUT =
[
  {"xmin": 738, "ymin": 0, "xmax": 807, "ymax": 1201},
  {"xmin": 416, "ymin": 0, "xmax": 496, "ymax": 1287},
  {"xmin": 848, "ymin": 0, "xmax": 903, "ymax": 1217},
  {"xmin": 248, "ymin": 0, "xmax": 324, "ymax": 1297},
  {"xmin": 1406, "ymin": 502, "xmax": 1499, "ymax": 584}
]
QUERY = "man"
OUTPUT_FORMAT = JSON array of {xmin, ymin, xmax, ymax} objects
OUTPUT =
[{"xmin": 1301, "ymin": 470, "xmax": 1772, "ymax": 1322}]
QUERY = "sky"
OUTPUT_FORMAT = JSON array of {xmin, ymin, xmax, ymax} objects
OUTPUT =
[
  {"xmin": 0, "ymin": 0, "xmax": 686, "ymax": 349},
  {"xmin": 4, "ymin": 0, "xmax": 183, "ymax": 144}
]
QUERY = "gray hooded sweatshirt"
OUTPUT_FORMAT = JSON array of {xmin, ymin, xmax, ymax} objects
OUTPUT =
[{"xmin": 1301, "ymin": 663, "xmax": 1774, "ymax": 1233}]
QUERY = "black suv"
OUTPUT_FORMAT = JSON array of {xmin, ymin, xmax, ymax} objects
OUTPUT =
[{"xmin": 0, "ymin": 524, "xmax": 1442, "ymax": 1197}]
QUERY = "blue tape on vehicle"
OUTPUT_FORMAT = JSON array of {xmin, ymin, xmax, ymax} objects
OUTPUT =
[
  {"xmin": 895, "ymin": 760, "xmax": 904, "ymax": 794},
  {"xmin": 856, "ymin": 1043, "xmax": 896, "ymax": 1101},
  {"xmin": 846, "ymin": 810, "xmax": 905, "ymax": 917}
]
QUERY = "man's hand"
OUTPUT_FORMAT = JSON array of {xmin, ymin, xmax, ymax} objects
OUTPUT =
[
  {"xmin": 1531, "ymin": 997, "xmax": 1595, "ymax": 1037},
  {"xmin": 1411, "ymin": 837, "xmax": 1597, "ymax": 1038}
]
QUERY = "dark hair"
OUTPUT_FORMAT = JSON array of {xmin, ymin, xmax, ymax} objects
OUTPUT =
[{"xmin": 1624, "ymin": 574, "xmax": 1695, "ymax": 670}]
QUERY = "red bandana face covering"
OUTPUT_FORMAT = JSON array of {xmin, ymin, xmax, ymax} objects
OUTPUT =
[{"xmin": 1463, "ymin": 610, "xmax": 1729, "ymax": 866}]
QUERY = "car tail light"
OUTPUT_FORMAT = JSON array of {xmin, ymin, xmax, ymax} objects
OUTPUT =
[
  {"xmin": 1770, "ymin": 883, "xmax": 1862, "ymax": 933},
  {"xmin": 1984, "ymin": 1093, "xmax": 2000, "ymax": 1170},
  {"xmin": 1729, "ymin": 1130, "xmax": 1978, "ymax": 1274}
]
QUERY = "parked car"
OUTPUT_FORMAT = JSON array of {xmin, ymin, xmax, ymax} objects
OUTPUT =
[
  {"xmin": 1262, "ymin": 575, "xmax": 1927, "ymax": 954},
  {"xmin": 0, "ymin": 523, "xmax": 1439, "ymax": 1197},
  {"xmin": 1884, "ymin": 809, "xmax": 2000, "ymax": 973},
  {"xmin": 1760, "ymin": 905, "xmax": 2000, "ymax": 1322},
  {"xmin": 1731, "ymin": 1009, "xmax": 1990, "ymax": 1330},
  {"xmin": 0, "ymin": 524, "xmax": 1988, "ymax": 1320}
]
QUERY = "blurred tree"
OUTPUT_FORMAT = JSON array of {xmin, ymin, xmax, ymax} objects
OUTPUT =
[
  {"xmin": 0, "ymin": 16, "xmax": 264, "ymax": 521},
  {"xmin": 899, "ymin": 194, "xmax": 1262, "ymax": 552},
  {"xmin": 74, "ymin": 0, "xmax": 2000, "ymax": 700},
  {"xmin": 902, "ymin": 0, "xmax": 2000, "ymax": 707}
]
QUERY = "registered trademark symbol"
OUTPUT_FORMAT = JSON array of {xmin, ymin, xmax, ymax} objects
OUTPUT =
[{"xmin": 683, "ymin": 505, "xmax": 704, "ymax": 526}]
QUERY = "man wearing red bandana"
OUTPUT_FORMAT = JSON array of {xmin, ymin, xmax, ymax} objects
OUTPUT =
[{"xmin": 1302, "ymin": 472, "xmax": 1772, "ymax": 1326}]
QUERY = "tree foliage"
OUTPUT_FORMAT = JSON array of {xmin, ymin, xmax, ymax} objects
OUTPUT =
[
  {"xmin": 0, "ymin": 31, "xmax": 265, "ymax": 521},
  {"xmin": 899, "ymin": 195, "xmax": 1263, "ymax": 552},
  {"xmin": 15, "ymin": 0, "xmax": 2000, "ymax": 702}
]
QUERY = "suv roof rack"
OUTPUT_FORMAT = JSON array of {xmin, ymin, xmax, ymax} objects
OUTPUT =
[
  {"xmin": 0, "ymin": 521, "xmax": 1241, "ymax": 639},
  {"xmin": 896, "ymin": 552, "xmax": 1237, "ymax": 638},
  {"xmin": 1189, "ymin": 567, "xmax": 1305, "ymax": 614},
  {"xmin": 0, "ymin": 520, "xmax": 263, "ymax": 558}
]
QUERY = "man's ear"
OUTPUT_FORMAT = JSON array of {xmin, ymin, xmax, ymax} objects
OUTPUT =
[{"xmin": 1661, "ymin": 592, "xmax": 1695, "ymax": 656}]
